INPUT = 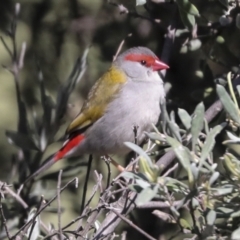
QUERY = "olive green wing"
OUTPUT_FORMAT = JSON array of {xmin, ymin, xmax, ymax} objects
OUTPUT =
[{"xmin": 66, "ymin": 66, "xmax": 127, "ymax": 134}]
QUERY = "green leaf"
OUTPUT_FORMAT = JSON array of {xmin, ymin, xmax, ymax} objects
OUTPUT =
[
  {"xmin": 217, "ymin": 207, "xmax": 234, "ymax": 214},
  {"xmin": 55, "ymin": 47, "xmax": 89, "ymax": 125},
  {"xmin": 136, "ymin": 0, "xmax": 146, "ymax": 6},
  {"xmin": 212, "ymin": 187, "xmax": 233, "ymax": 196},
  {"xmin": 121, "ymin": 171, "xmax": 149, "ymax": 183},
  {"xmin": 170, "ymin": 206, "xmax": 180, "ymax": 218},
  {"xmin": 207, "ymin": 210, "xmax": 216, "ymax": 225},
  {"xmin": 209, "ymin": 172, "xmax": 219, "ymax": 186},
  {"xmin": 180, "ymin": 218, "xmax": 192, "ymax": 229},
  {"xmin": 6, "ymin": 130, "xmax": 39, "ymax": 151},
  {"xmin": 190, "ymin": 163, "xmax": 199, "ymax": 180},
  {"xmin": 124, "ymin": 142, "xmax": 152, "ymax": 166},
  {"xmin": 191, "ymin": 102, "xmax": 205, "ymax": 151},
  {"xmin": 167, "ymin": 136, "xmax": 195, "ymax": 188},
  {"xmin": 38, "ymin": 70, "xmax": 55, "ymax": 135},
  {"xmin": 124, "ymin": 142, "xmax": 159, "ymax": 182},
  {"xmin": 223, "ymin": 153, "xmax": 240, "ymax": 179},
  {"xmin": 135, "ymin": 178, "xmax": 151, "ymax": 189},
  {"xmin": 223, "ymin": 131, "xmax": 240, "ymax": 144},
  {"xmin": 231, "ymin": 210, "xmax": 240, "ymax": 218},
  {"xmin": 26, "ymin": 208, "xmax": 40, "ymax": 240},
  {"xmin": 232, "ymin": 227, "xmax": 240, "ymax": 239},
  {"xmin": 188, "ymin": 39, "xmax": 202, "ymax": 51},
  {"xmin": 176, "ymin": 0, "xmax": 200, "ymax": 16},
  {"xmin": 237, "ymin": 85, "xmax": 240, "ymax": 97},
  {"xmin": 216, "ymin": 84, "xmax": 240, "ymax": 125},
  {"xmin": 178, "ymin": 108, "xmax": 191, "ymax": 130},
  {"xmin": 166, "ymin": 112, "xmax": 182, "ymax": 141},
  {"xmin": 166, "ymin": 137, "xmax": 191, "ymax": 170},
  {"xmin": 135, "ymin": 185, "xmax": 158, "ymax": 206},
  {"xmin": 199, "ymin": 123, "xmax": 226, "ymax": 166},
  {"xmin": 145, "ymin": 132, "xmax": 167, "ymax": 145},
  {"xmin": 179, "ymin": 10, "xmax": 196, "ymax": 31}
]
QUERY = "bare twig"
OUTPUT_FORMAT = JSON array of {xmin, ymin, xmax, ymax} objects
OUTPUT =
[
  {"xmin": 103, "ymin": 156, "xmax": 111, "ymax": 189},
  {"xmin": 0, "ymin": 36, "xmax": 13, "ymax": 58},
  {"xmin": 137, "ymin": 200, "xmax": 182, "ymax": 209},
  {"xmin": 132, "ymin": 125, "xmax": 139, "ymax": 172},
  {"xmin": 106, "ymin": 207, "xmax": 157, "ymax": 240},
  {"xmin": 11, "ymin": 178, "xmax": 78, "ymax": 240},
  {"xmin": 57, "ymin": 170, "xmax": 63, "ymax": 240},
  {"xmin": 18, "ymin": 42, "xmax": 26, "ymax": 69},
  {"xmin": 0, "ymin": 182, "xmax": 28, "ymax": 209},
  {"xmin": 113, "ymin": 34, "xmax": 132, "ymax": 61},
  {"xmin": 0, "ymin": 184, "xmax": 11, "ymax": 239},
  {"xmin": 93, "ymin": 191, "xmax": 137, "ymax": 239},
  {"xmin": 162, "ymin": 163, "xmax": 179, "ymax": 177}
]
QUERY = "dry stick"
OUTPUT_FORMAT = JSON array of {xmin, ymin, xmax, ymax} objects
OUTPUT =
[
  {"xmin": 77, "ymin": 177, "xmax": 115, "ymax": 238},
  {"xmin": 113, "ymin": 33, "xmax": 132, "ymax": 61},
  {"xmin": 93, "ymin": 191, "xmax": 137, "ymax": 239},
  {"xmin": 132, "ymin": 125, "xmax": 139, "ymax": 172},
  {"xmin": 0, "ymin": 184, "xmax": 11, "ymax": 240},
  {"xmin": 104, "ymin": 156, "xmax": 111, "ymax": 189},
  {"xmin": 42, "ymin": 214, "xmax": 90, "ymax": 240},
  {"xmin": 57, "ymin": 170, "xmax": 63, "ymax": 240},
  {"xmin": 11, "ymin": 178, "xmax": 78, "ymax": 240},
  {"xmin": 106, "ymin": 207, "xmax": 157, "ymax": 240},
  {"xmin": 162, "ymin": 163, "xmax": 179, "ymax": 177},
  {"xmin": 81, "ymin": 154, "xmax": 93, "ymax": 214},
  {"xmin": 136, "ymin": 200, "xmax": 182, "ymax": 209},
  {"xmin": 0, "ymin": 182, "xmax": 28, "ymax": 209}
]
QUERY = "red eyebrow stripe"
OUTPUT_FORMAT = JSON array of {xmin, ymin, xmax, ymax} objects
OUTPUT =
[{"xmin": 125, "ymin": 54, "xmax": 158, "ymax": 66}]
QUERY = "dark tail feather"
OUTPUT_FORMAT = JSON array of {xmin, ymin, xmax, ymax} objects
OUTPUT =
[{"xmin": 23, "ymin": 153, "xmax": 56, "ymax": 185}]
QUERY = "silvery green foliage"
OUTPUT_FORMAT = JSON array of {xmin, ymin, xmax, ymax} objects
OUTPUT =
[{"xmin": 123, "ymin": 86, "xmax": 240, "ymax": 239}]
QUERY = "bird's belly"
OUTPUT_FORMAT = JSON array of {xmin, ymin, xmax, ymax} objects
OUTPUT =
[{"xmin": 82, "ymin": 81, "xmax": 163, "ymax": 155}]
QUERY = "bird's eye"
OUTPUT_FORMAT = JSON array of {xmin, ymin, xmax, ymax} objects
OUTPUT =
[{"xmin": 140, "ymin": 60, "xmax": 146, "ymax": 65}]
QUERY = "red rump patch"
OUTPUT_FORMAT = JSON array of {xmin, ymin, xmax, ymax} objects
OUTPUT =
[
  {"xmin": 125, "ymin": 54, "xmax": 157, "ymax": 67},
  {"xmin": 54, "ymin": 134, "xmax": 85, "ymax": 161}
]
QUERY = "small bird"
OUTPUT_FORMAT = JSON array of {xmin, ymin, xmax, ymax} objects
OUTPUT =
[{"xmin": 25, "ymin": 46, "xmax": 169, "ymax": 182}]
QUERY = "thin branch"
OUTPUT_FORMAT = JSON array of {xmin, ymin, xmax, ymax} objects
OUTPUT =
[
  {"xmin": 103, "ymin": 156, "xmax": 111, "ymax": 189},
  {"xmin": 0, "ymin": 36, "xmax": 13, "ymax": 58},
  {"xmin": 106, "ymin": 207, "xmax": 157, "ymax": 240},
  {"xmin": 93, "ymin": 191, "xmax": 137, "ymax": 239},
  {"xmin": 162, "ymin": 163, "xmax": 179, "ymax": 177},
  {"xmin": 0, "ymin": 184, "xmax": 11, "ymax": 239},
  {"xmin": 18, "ymin": 42, "xmax": 26, "ymax": 69},
  {"xmin": 137, "ymin": 200, "xmax": 182, "ymax": 209},
  {"xmin": 113, "ymin": 33, "xmax": 132, "ymax": 61},
  {"xmin": 132, "ymin": 125, "xmax": 139, "ymax": 172},
  {"xmin": 11, "ymin": 178, "xmax": 78, "ymax": 240},
  {"xmin": 0, "ymin": 182, "xmax": 28, "ymax": 209},
  {"xmin": 57, "ymin": 170, "xmax": 63, "ymax": 240}
]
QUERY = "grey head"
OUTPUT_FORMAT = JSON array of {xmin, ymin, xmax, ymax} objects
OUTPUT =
[{"xmin": 113, "ymin": 46, "xmax": 169, "ymax": 81}]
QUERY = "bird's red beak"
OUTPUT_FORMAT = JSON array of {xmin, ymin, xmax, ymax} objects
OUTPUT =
[{"xmin": 152, "ymin": 59, "xmax": 169, "ymax": 71}]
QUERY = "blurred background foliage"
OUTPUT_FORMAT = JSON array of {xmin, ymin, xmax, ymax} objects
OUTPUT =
[{"xmin": 1, "ymin": 0, "xmax": 240, "ymax": 239}]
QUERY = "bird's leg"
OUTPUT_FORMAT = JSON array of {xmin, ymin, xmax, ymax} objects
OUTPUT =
[{"xmin": 105, "ymin": 155, "xmax": 125, "ymax": 172}]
